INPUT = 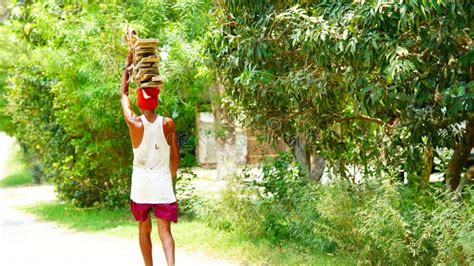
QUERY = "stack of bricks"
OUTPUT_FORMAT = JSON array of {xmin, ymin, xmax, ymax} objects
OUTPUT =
[{"xmin": 124, "ymin": 28, "xmax": 163, "ymax": 88}]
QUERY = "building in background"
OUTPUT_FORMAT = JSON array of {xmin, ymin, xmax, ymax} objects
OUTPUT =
[{"xmin": 196, "ymin": 112, "xmax": 288, "ymax": 169}]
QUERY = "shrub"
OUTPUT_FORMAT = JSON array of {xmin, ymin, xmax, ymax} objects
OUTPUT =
[
  {"xmin": 408, "ymin": 188, "xmax": 474, "ymax": 264},
  {"xmin": 206, "ymin": 153, "xmax": 474, "ymax": 264},
  {"xmin": 206, "ymin": 152, "xmax": 333, "ymax": 251},
  {"xmin": 175, "ymin": 169, "xmax": 203, "ymax": 217}
]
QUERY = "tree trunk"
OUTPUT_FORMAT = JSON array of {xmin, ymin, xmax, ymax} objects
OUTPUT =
[
  {"xmin": 420, "ymin": 145, "xmax": 434, "ymax": 187},
  {"xmin": 456, "ymin": 165, "xmax": 474, "ymax": 194},
  {"xmin": 285, "ymin": 135, "xmax": 325, "ymax": 182},
  {"xmin": 446, "ymin": 119, "xmax": 474, "ymax": 190},
  {"xmin": 211, "ymin": 80, "xmax": 238, "ymax": 180},
  {"xmin": 214, "ymin": 126, "xmax": 238, "ymax": 179},
  {"xmin": 292, "ymin": 135, "xmax": 309, "ymax": 172},
  {"xmin": 309, "ymin": 154, "xmax": 325, "ymax": 182}
]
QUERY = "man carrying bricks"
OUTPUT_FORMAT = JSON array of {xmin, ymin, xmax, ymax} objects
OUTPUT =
[{"xmin": 120, "ymin": 49, "xmax": 179, "ymax": 266}]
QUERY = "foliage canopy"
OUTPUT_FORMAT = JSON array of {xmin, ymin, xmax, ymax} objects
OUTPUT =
[
  {"xmin": 205, "ymin": 0, "xmax": 473, "ymax": 188},
  {"xmin": 0, "ymin": 0, "xmax": 212, "ymax": 206}
]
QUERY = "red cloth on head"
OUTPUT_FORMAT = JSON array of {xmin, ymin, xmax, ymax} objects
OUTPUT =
[{"xmin": 137, "ymin": 87, "xmax": 160, "ymax": 110}]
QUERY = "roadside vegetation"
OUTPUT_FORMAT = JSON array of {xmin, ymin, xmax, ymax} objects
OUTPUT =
[
  {"xmin": 24, "ymin": 153, "xmax": 474, "ymax": 264},
  {"xmin": 24, "ymin": 199, "xmax": 352, "ymax": 265},
  {"xmin": 0, "ymin": 143, "xmax": 32, "ymax": 187}
]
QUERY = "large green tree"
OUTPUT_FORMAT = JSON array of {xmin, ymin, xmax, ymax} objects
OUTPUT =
[
  {"xmin": 0, "ymin": 0, "xmax": 212, "ymax": 207},
  {"xmin": 206, "ymin": 0, "xmax": 473, "ymax": 190}
]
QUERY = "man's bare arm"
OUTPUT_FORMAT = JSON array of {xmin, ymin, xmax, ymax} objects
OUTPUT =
[{"xmin": 120, "ymin": 51, "xmax": 139, "ymax": 127}]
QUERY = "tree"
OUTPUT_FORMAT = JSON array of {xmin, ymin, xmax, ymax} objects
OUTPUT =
[
  {"xmin": 206, "ymin": 1, "xmax": 473, "ymax": 189},
  {"xmin": 0, "ymin": 0, "xmax": 213, "ymax": 207}
]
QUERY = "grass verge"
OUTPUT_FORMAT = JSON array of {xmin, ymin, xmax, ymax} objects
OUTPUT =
[
  {"xmin": 0, "ymin": 142, "xmax": 33, "ymax": 187},
  {"xmin": 0, "ymin": 170, "xmax": 33, "ymax": 187},
  {"xmin": 22, "ymin": 202, "xmax": 352, "ymax": 265}
]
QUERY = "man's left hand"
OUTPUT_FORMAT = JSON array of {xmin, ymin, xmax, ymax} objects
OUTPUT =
[{"xmin": 125, "ymin": 51, "xmax": 133, "ymax": 68}]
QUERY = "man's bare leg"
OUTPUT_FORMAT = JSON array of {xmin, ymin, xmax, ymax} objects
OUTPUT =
[
  {"xmin": 139, "ymin": 215, "xmax": 153, "ymax": 266},
  {"xmin": 157, "ymin": 217, "xmax": 175, "ymax": 266}
]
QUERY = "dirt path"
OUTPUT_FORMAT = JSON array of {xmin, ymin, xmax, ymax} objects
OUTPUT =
[
  {"xmin": 0, "ymin": 133, "xmax": 235, "ymax": 266},
  {"xmin": 0, "ymin": 186, "xmax": 235, "ymax": 266}
]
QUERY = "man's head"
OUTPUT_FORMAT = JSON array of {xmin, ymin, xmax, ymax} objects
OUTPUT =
[{"xmin": 137, "ymin": 87, "xmax": 160, "ymax": 112}]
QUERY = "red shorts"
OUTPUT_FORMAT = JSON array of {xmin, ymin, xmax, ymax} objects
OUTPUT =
[{"xmin": 130, "ymin": 200, "xmax": 178, "ymax": 223}]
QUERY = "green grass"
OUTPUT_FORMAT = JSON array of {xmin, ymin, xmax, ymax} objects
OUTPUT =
[
  {"xmin": 0, "ymin": 141, "xmax": 33, "ymax": 187},
  {"xmin": 22, "ymin": 202, "xmax": 353, "ymax": 265},
  {"xmin": 22, "ymin": 202, "xmax": 132, "ymax": 231},
  {"xmin": 0, "ymin": 170, "xmax": 33, "ymax": 187}
]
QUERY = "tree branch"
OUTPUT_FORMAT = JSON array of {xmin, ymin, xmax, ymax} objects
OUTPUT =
[
  {"xmin": 223, "ymin": 21, "xmax": 238, "ymax": 27},
  {"xmin": 431, "ymin": 112, "xmax": 474, "ymax": 128},
  {"xmin": 336, "ymin": 114, "xmax": 385, "ymax": 125}
]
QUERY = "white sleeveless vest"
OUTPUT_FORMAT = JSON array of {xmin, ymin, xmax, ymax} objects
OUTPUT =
[{"xmin": 130, "ymin": 115, "xmax": 176, "ymax": 204}]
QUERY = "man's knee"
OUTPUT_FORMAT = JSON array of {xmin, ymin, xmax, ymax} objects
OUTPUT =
[
  {"xmin": 139, "ymin": 220, "xmax": 152, "ymax": 234},
  {"xmin": 158, "ymin": 227, "xmax": 172, "ymax": 241}
]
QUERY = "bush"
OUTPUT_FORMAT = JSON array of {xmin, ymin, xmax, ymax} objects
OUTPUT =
[
  {"xmin": 175, "ymin": 169, "xmax": 203, "ymax": 218},
  {"xmin": 316, "ymin": 180, "xmax": 413, "ymax": 264},
  {"xmin": 206, "ymin": 152, "xmax": 333, "ymax": 250},
  {"xmin": 315, "ymin": 179, "xmax": 473, "ymax": 264},
  {"xmin": 206, "ymin": 153, "xmax": 474, "ymax": 264},
  {"xmin": 409, "ymin": 188, "xmax": 474, "ymax": 264}
]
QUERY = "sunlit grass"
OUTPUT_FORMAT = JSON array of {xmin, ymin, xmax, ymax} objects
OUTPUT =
[
  {"xmin": 23, "ymin": 202, "xmax": 353, "ymax": 265},
  {"xmin": 0, "ymin": 170, "xmax": 33, "ymax": 187},
  {"xmin": 0, "ymin": 143, "xmax": 33, "ymax": 187}
]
